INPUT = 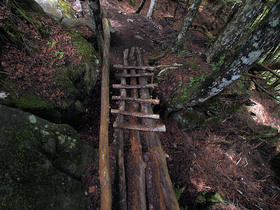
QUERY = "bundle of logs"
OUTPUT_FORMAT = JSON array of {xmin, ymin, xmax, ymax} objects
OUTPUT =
[{"xmin": 110, "ymin": 47, "xmax": 179, "ymax": 209}]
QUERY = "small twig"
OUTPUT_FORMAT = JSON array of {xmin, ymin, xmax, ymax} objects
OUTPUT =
[
  {"xmin": 252, "ymin": 78, "xmax": 280, "ymax": 102},
  {"xmin": 235, "ymin": 189, "xmax": 243, "ymax": 195},
  {"xmin": 244, "ymin": 158, "xmax": 248, "ymax": 168},
  {"xmin": 236, "ymin": 157, "xmax": 242, "ymax": 165}
]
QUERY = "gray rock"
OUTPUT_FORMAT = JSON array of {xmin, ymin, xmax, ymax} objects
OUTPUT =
[
  {"xmin": 127, "ymin": 19, "xmax": 134, "ymax": 23},
  {"xmin": 0, "ymin": 105, "xmax": 91, "ymax": 209},
  {"xmin": 135, "ymin": 35, "xmax": 144, "ymax": 40},
  {"xmin": 35, "ymin": 0, "xmax": 77, "ymax": 20}
]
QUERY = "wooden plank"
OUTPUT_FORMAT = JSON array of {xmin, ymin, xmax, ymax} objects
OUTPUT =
[
  {"xmin": 127, "ymin": 47, "xmax": 147, "ymax": 210},
  {"xmin": 112, "ymin": 83, "xmax": 158, "ymax": 89},
  {"xmin": 113, "ymin": 122, "xmax": 166, "ymax": 132},
  {"xmin": 115, "ymin": 73, "xmax": 154, "ymax": 78},
  {"xmin": 136, "ymin": 47, "xmax": 179, "ymax": 209},
  {"xmin": 111, "ymin": 109, "xmax": 160, "ymax": 119},
  {"xmin": 112, "ymin": 96, "xmax": 160, "ymax": 104},
  {"xmin": 113, "ymin": 64, "xmax": 155, "ymax": 71}
]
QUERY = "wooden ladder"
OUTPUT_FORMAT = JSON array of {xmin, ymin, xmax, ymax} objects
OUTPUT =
[{"xmin": 111, "ymin": 65, "xmax": 166, "ymax": 132}]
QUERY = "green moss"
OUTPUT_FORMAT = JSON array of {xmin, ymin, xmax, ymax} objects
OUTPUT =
[
  {"xmin": 57, "ymin": 0, "xmax": 77, "ymax": 19},
  {"xmin": 69, "ymin": 31, "xmax": 98, "ymax": 65},
  {"xmin": 196, "ymin": 191, "xmax": 226, "ymax": 208},
  {"xmin": 126, "ymin": 0, "xmax": 136, "ymax": 6},
  {"xmin": 10, "ymin": 94, "xmax": 54, "ymax": 110}
]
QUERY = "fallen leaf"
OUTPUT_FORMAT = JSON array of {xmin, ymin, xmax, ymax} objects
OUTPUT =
[{"xmin": 89, "ymin": 186, "xmax": 95, "ymax": 194}]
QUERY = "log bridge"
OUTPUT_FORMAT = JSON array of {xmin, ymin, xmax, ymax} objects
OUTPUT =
[{"xmin": 109, "ymin": 47, "xmax": 180, "ymax": 209}]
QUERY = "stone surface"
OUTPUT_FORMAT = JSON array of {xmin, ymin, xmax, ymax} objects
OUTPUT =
[
  {"xmin": 35, "ymin": 0, "xmax": 77, "ymax": 20},
  {"xmin": 0, "ymin": 105, "xmax": 91, "ymax": 209}
]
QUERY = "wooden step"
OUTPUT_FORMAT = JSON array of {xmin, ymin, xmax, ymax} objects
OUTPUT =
[
  {"xmin": 113, "ymin": 65, "xmax": 155, "ymax": 71},
  {"xmin": 113, "ymin": 122, "xmax": 166, "ymax": 132},
  {"xmin": 115, "ymin": 73, "xmax": 154, "ymax": 78},
  {"xmin": 112, "ymin": 96, "xmax": 160, "ymax": 104},
  {"xmin": 111, "ymin": 109, "xmax": 160, "ymax": 119},
  {"xmin": 112, "ymin": 84, "xmax": 158, "ymax": 89}
]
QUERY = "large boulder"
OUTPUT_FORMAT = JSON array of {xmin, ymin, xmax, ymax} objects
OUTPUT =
[
  {"xmin": 35, "ymin": 0, "xmax": 77, "ymax": 20},
  {"xmin": 0, "ymin": 105, "xmax": 91, "ymax": 209}
]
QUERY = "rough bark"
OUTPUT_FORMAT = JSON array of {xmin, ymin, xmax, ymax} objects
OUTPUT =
[
  {"xmin": 188, "ymin": 1, "xmax": 280, "ymax": 106},
  {"xmin": 127, "ymin": 47, "xmax": 147, "ymax": 210},
  {"xmin": 146, "ymin": 0, "xmax": 158, "ymax": 19},
  {"xmin": 89, "ymin": 0, "xmax": 104, "ymax": 50},
  {"xmin": 205, "ymin": 0, "xmax": 266, "ymax": 63},
  {"xmin": 137, "ymin": 47, "xmax": 180, "ymax": 209},
  {"xmin": 173, "ymin": 0, "xmax": 202, "ymax": 53},
  {"xmin": 113, "ymin": 50, "xmax": 128, "ymax": 210},
  {"xmin": 99, "ymin": 17, "xmax": 112, "ymax": 210}
]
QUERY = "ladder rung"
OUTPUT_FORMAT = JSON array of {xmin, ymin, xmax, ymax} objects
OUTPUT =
[
  {"xmin": 111, "ymin": 109, "xmax": 160, "ymax": 119},
  {"xmin": 115, "ymin": 73, "xmax": 154, "ymax": 78},
  {"xmin": 112, "ymin": 96, "xmax": 160, "ymax": 104},
  {"xmin": 113, "ymin": 65, "xmax": 155, "ymax": 71},
  {"xmin": 112, "ymin": 84, "xmax": 158, "ymax": 89},
  {"xmin": 113, "ymin": 122, "xmax": 166, "ymax": 132}
]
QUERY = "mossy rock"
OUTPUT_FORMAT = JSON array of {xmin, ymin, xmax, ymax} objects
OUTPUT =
[
  {"xmin": 0, "ymin": 105, "xmax": 91, "ymax": 209},
  {"xmin": 168, "ymin": 77, "xmax": 251, "ymax": 129},
  {"xmin": 35, "ymin": 0, "xmax": 77, "ymax": 20}
]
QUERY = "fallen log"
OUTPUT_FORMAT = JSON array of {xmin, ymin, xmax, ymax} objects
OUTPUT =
[
  {"xmin": 136, "ymin": 47, "xmax": 180, "ymax": 209},
  {"xmin": 114, "ymin": 50, "xmax": 128, "ymax": 210},
  {"xmin": 126, "ymin": 47, "xmax": 147, "ymax": 210}
]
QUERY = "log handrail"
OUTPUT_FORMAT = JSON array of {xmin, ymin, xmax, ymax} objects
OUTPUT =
[{"xmin": 99, "ymin": 17, "xmax": 112, "ymax": 210}]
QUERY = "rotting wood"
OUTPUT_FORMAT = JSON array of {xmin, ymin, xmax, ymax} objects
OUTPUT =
[
  {"xmin": 115, "ymin": 73, "xmax": 154, "ymax": 78},
  {"xmin": 113, "ymin": 64, "xmax": 155, "ymax": 71},
  {"xmin": 113, "ymin": 122, "xmax": 166, "ymax": 132},
  {"xmin": 111, "ymin": 109, "xmax": 160, "ymax": 119},
  {"xmin": 112, "ymin": 83, "xmax": 158, "ymax": 89},
  {"xmin": 112, "ymin": 96, "xmax": 160, "ymax": 104},
  {"xmin": 99, "ymin": 17, "xmax": 112, "ymax": 210}
]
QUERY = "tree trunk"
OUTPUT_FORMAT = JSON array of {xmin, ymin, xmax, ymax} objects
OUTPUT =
[
  {"xmin": 205, "ymin": 0, "xmax": 266, "ymax": 63},
  {"xmin": 173, "ymin": 0, "xmax": 202, "ymax": 53},
  {"xmin": 171, "ymin": 1, "xmax": 280, "ymax": 109},
  {"xmin": 136, "ymin": 0, "xmax": 146, "ymax": 13},
  {"xmin": 146, "ymin": 0, "xmax": 158, "ymax": 19}
]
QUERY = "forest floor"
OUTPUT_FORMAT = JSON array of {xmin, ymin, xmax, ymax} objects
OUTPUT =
[
  {"xmin": 77, "ymin": 0, "xmax": 280, "ymax": 209},
  {"xmin": 2, "ymin": 0, "xmax": 280, "ymax": 209}
]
